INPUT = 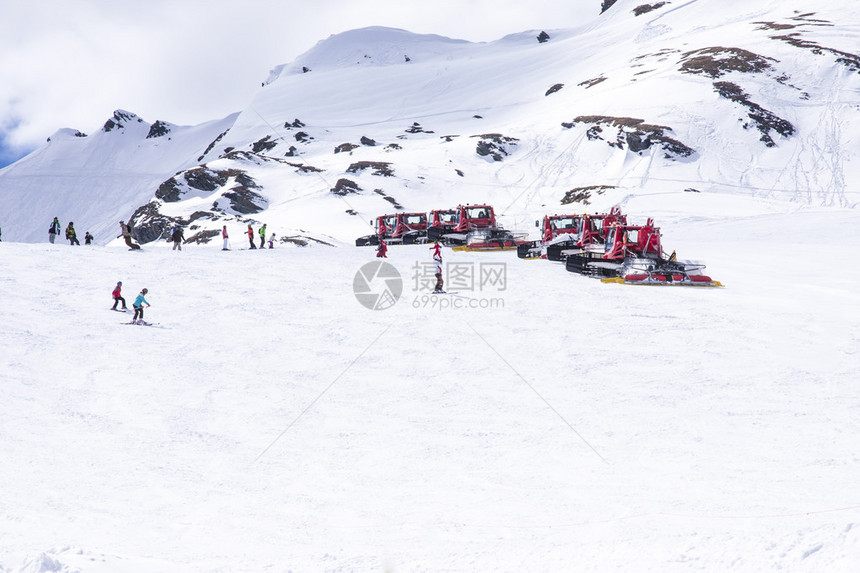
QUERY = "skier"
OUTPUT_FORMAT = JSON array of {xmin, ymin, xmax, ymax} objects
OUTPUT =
[
  {"xmin": 49, "ymin": 217, "xmax": 61, "ymax": 243},
  {"xmin": 120, "ymin": 221, "xmax": 141, "ymax": 250},
  {"xmin": 132, "ymin": 288, "xmax": 151, "ymax": 324},
  {"xmin": 430, "ymin": 241, "xmax": 442, "ymax": 258},
  {"xmin": 84, "ymin": 231, "xmax": 93, "ymax": 245},
  {"xmin": 111, "ymin": 281, "xmax": 127, "ymax": 311},
  {"xmin": 259, "ymin": 223, "xmax": 267, "ymax": 249},
  {"xmin": 65, "ymin": 222, "xmax": 80, "ymax": 245},
  {"xmin": 171, "ymin": 226, "xmax": 184, "ymax": 250},
  {"xmin": 246, "ymin": 224, "xmax": 256, "ymax": 249},
  {"xmin": 432, "ymin": 253, "xmax": 444, "ymax": 293},
  {"xmin": 222, "ymin": 226, "xmax": 229, "ymax": 250},
  {"xmin": 376, "ymin": 238, "xmax": 388, "ymax": 258},
  {"xmin": 268, "ymin": 233, "xmax": 275, "ymax": 249}
]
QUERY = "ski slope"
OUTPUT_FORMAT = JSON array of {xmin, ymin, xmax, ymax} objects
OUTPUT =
[{"xmin": 1, "ymin": 206, "xmax": 858, "ymax": 571}]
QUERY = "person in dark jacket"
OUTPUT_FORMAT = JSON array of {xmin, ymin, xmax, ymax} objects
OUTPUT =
[
  {"xmin": 49, "ymin": 217, "xmax": 61, "ymax": 243},
  {"xmin": 171, "ymin": 226, "xmax": 184, "ymax": 250},
  {"xmin": 84, "ymin": 231, "xmax": 94, "ymax": 245},
  {"xmin": 120, "ymin": 220, "xmax": 141, "ymax": 250}
]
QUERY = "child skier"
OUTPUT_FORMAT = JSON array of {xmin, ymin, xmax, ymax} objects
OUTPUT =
[
  {"xmin": 376, "ymin": 238, "xmax": 388, "ymax": 258},
  {"xmin": 132, "ymin": 288, "xmax": 151, "ymax": 324},
  {"xmin": 84, "ymin": 231, "xmax": 94, "ymax": 245},
  {"xmin": 268, "ymin": 233, "xmax": 275, "ymax": 249},
  {"xmin": 246, "ymin": 224, "xmax": 256, "ymax": 249},
  {"xmin": 111, "ymin": 281, "xmax": 127, "ymax": 311}
]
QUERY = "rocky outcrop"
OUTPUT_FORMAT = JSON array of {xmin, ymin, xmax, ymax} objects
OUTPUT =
[
  {"xmin": 563, "ymin": 116, "xmax": 695, "ymax": 159},
  {"xmin": 330, "ymin": 178, "xmax": 362, "ymax": 196},
  {"xmin": 713, "ymin": 82, "xmax": 794, "ymax": 147},
  {"xmin": 561, "ymin": 185, "xmax": 616, "ymax": 206},
  {"xmin": 103, "ymin": 110, "xmax": 142, "ymax": 132},
  {"xmin": 473, "ymin": 134, "xmax": 519, "ymax": 161},
  {"xmin": 346, "ymin": 161, "xmax": 394, "ymax": 176},
  {"xmin": 146, "ymin": 121, "xmax": 171, "ymax": 139}
]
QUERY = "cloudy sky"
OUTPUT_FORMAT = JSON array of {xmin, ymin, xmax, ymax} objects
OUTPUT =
[{"xmin": 0, "ymin": 0, "xmax": 602, "ymax": 168}]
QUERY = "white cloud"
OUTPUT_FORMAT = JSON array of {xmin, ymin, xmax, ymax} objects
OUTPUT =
[{"xmin": 0, "ymin": 0, "xmax": 600, "ymax": 162}]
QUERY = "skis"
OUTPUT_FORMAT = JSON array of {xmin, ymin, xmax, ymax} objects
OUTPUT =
[
  {"xmin": 110, "ymin": 308, "xmax": 129, "ymax": 312},
  {"xmin": 123, "ymin": 321, "xmax": 164, "ymax": 328}
]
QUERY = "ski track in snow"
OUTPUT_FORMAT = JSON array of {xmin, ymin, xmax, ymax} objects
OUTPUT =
[{"xmin": 1, "ymin": 207, "xmax": 859, "ymax": 572}]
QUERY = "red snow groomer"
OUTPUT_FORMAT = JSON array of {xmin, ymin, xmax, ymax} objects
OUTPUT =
[
  {"xmin": 355, "ymin": 212, "xmax": 428, "ymax": 246},
  {"xmin": 545, "ymin": 206, "xmax": 627, "ymax": 262},
  {"xmin": 565, "ymin": 218, "xmax": 723, "ymax": 287},
  {"xmin": 517, "ymin": 214, "xmax": 582, "ymax": 259},
  {"xmin": 440, "ymin": 204, "xmax": 528, "ymax": 251},
  {"xmin": 426, "ymin": 209, "xmax": 459, "ymax": 244}
]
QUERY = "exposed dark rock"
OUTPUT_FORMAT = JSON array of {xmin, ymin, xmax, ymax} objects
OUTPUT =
[
  {"xmin": 302, "ymin": 66, "xmax": 311, "ymax": 73},
  {"xmin": 252, "ymin": 135, "xmax": 278, "ymax": 153},
  {"xmin": 455, "ymin": 169, "xmax": 465, "ymax": 177},
  {"xmin": 128, "ymin": 201, "xmax": 174, "ymax": 244},
  {"xmin": 578, "ymin": 76, "xmax": 607, "ymax": 89},
  {"xmin": 473, "ymin": 133, "xmax": 520, "ymax": 161},
  {"xmin": 185, "ymin": 167, "xmax": 228, "ymax": 192},
  {"xmin": 335, "ymin": 142, "xmax": 359, "ymax": 154},
  {"xmin": 770, "ymin": 33, "xmax": 860, "ymax": 73},
  {"xmin": 221, "ymin": 171, "xmax": 266, "ymax": 214},
  {"xmin": 199, "ymin": 129, "xmax": 229, "ymax": 162},
  {"xmin": 601, "ymin": 0, "xmax": 618, "ymax": 14},
  {"xmin": 287, "ymin": 162, "xmax": 323, "ymax": 173},
  {"xmin": 385, "ymin": 143, "xmax": 402, "ymax": 151},
  {"xmin": 537, "ymin": 31, "xmax": 550, "ymax": 43},
  {"xmin": 713, "ymin": 81, "xmax": 795, "ymax": 146},
  {"xmin": 405, "ymin": 122, "xmax": 434, "ymax": 134},
  {"xmin": 103, "ymin": 110, "xmax": 141, "ymax": 132},
  {"xmin": 347, "ymin": 161, "xmax": 394, "ymax": 176},
  {"xmin": 184, "ymin": 229, "xmax": 220, "ymax": 244},
  {"xmin": 346, "ymin": 209, "xmax": 358, "ymax": 215},
  {"xmin": 561, "ymin": 185, "xmax": 616, "ymax": 206},
  {"xmin": 563, "ymin": 116, "xmax": 695, "ymax": 159},
  {"xmin": 331, "ymin": 178, "xmax": 362, "ymax": 196},
  {"xmin": 295, "ymin": 131, "xmax": 312, "ymax": 142},
  {"xmin": 146, "ymin": 120, "xmax": 171, "ymax": 139},
  {"xmin": 633, "ymin": 2, "xmax": 668, "ymax": 17},
  {"xmin": 360, "ymin": 136, "xmax": 377, "ymax": 146},
  {"xmin": 680, "ymin": 47, "xmax": 776, "ymax": 78},
  {"xmin": 284, "ymin": 146, "xmax": 299, "ymax": 157},
  {"xmin": 372, "ymin": 189, "xmax": 403, "ymax": 209},
  {"xmin": 284, "ymin": 118, "xmax": 305, "ymax": 129},
  {"xmin": 545, "ymin": 83, "xmax": 564, "ymax": 96},
  {"xmin": 441, "ymin": 135, "xmax": 459, "ymax": 142},
  {"xmin": 156, "ymin": 179, "xmax": 183, "ymax": 202}
]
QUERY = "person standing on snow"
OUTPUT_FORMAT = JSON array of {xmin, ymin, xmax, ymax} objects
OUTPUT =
[
  {"xmin": 376, "ymin": 238, "xmax": 388, "ymax": 258},
  {"xmin": 171, "ymin": 226, "xmax": 184, "ymax": 250},
  {"xmin": 49, "ymin": 217, "xmax": 61, "ymax": 243},
  {"xmin": 132, "ymin": 288, "xmax": 151, "ymax": 324},
  {"xmin": 259, "ymin": 223, "xmax": 267, "ymax": 249},
  {"xmin": 246, "ymin": 224, "xmax": 256, "ymax": 249},
  {"xmin": 432, "ymin": 253, "xmax": 444, "ymax": 293},
  {"xmin": 222, "ymin": 226, "xmax": 229, "ymax": 251},
  {"xmin": 111, "ymin": 281, "xmax": 127, "ymax": 311},
  {"xmin": 268, "ymin": 233, "xmax": 275, "ymax": 249},
  {"xmin": 84, "ymin": 231, "xmax": 93, "ymax": 245},
  {"xmin": 65, "ymin": 222, "xmax": 80, "ymax": 245}
]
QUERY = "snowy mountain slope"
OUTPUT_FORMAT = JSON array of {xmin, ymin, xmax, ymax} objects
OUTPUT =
[
  {"xmin": 1, "ymin": 0, "xmax": 858, "ymax": 249},
  {"xmin": 0, "ymin": 209, "xmax": 858, "ymax": 571},
  {"xmin": 0, "ymin": 110, "xmax": 237, "ymax": 244}
]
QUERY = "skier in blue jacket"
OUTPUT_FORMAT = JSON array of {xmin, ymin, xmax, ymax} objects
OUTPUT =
[{"xmin": 132, "ymin": 288, "xmax": 151, "ymax": 324}]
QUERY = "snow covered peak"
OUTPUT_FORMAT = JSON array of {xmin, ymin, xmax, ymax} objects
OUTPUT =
[
  {"xmin": 102, "ymin": 109, "xmax": 146, "ymax": 133},
  {"xmin": 265, "ymin": 26, "xmax": 471, "ymax": 84}
]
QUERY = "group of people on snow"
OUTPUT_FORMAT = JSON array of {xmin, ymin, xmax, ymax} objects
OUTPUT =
[
  {"xmin": 244, "ymin": 223, "xmax": 275, "ymax": 250},
  {"xmin": 111, "ymin": 281, "xmax": 151, "ymax": 324},
  {"xmin": 48, "ymin": 216, "xmax": 93, "ymax": 245}
]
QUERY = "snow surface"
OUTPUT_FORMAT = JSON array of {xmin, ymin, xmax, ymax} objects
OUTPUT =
[
  {"xmin": 1, "ymin": 206, "xmax": 859, "ymax": 571},
  {"xmin": 1, "ymin": 0, "xmax": 859, "ymax": 570}
]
